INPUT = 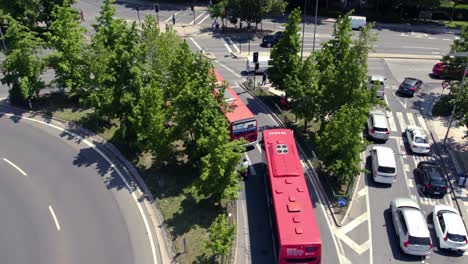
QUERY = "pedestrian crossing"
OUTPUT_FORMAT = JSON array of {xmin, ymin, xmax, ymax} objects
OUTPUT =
[{"xmin": 388, "ymin": 111, "xmax": 430, "ymax": 134}]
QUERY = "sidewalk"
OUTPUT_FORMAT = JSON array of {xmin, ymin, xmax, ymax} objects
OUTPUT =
[{"xmin": 427, "ymin": 116, "xmax": 468, "ymax": 224}]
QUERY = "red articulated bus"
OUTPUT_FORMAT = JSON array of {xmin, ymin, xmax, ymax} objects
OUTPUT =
[
  {"xmin": 262, "ymin": 128, "xmax": 322, "ymax": 264},
  {"xmin": 214, "ymin": 71, "xmax": 258, "ymax": 145}
]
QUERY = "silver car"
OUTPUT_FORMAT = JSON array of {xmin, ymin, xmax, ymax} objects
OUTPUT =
[
  {"xmin": 368, "ymin": 75, "xmax": 386, "ymax": 99},
  {"xmin": 367, "ymin": 109, "xmax": 390, "ymax": 141},
  {"xmin": 390, "ymin": 198, "xmax": 432, "ymax": 256}
]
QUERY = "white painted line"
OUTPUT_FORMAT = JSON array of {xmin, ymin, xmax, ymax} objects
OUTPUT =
[
  {"xmin": 357, "ymin": 188, "xmax": 367, "ymax": 198},
  {"xmin": 242, "ymin": 200, "xmax": 249, "ymax": 264},
  {"xmin": 189, "ymin": 37, "xmax": 203, "ymax": 51},
  {"xmin": 0, "ymin": 113, "xmax": 159, "ymax": 264},
  {"xmin": 214, "ymin": 60, "xmax": 241, "ymax": 78},
  {"xmin": 255, "ymin": 143, "xmax": 262, "ymax": 153},
  {"xmin": 388, "ymin": 112, "xmax": 397, "ymax": 132},
  {"xmin": 408, "ymin": 178, "xmax": 415, "ymax": 188},
  {"xmin": 233, "ymin": 199, "xmax": 239, "ymax": 264},
  {"xmin": 335, "ymin": 232, "xmax": 370, "ymax": 255},
  {"xmin": 223, "ymin": 39, "xmax": 233, "ymax": 53},
  {"xmin": 338, "ymin": 212, "xmax": 369, "ymax": 235},
  {"xmin": 244, "ymin": 155, "xmax": 256, "ymax": 176},
  {"xmin": 3, "ymin": 158, "xmax": 27, "ymax": 176},
  {"xmin": 48, "ymin": 205, "xmax": 61, "ymax": 231},
  {"xmin": 190, "ymin": 11, "xmax": 206, "ymax": 25},
  {"xmin": 415, "ymin": 114, "xmax": 429, "ymax": 133},
  {"xmin": 226, "ymin": 37, "xmax": 240, "ymax": 53},
  {"xmin": 396, "ymin": 138, "xmax": 415, "ymax": 199},
  {"xmin": 411, "ymin": 194, "xmax": 417, "ymax": 201},
  {"xmin": 402, "ymin": 46, "xmax": 440, "ymax": 50},
  {"xmin": 407, "ymin": 113, "xmax": 416, "ymax": 127},
  {"xmin": 163, "ymin": 12, "xmax": 180, "ymax": 23},
  {"xmin": 396, "ymin": 112, "xmax": 406, "ymax": 131},
  {"xmin": 197, "ymin": 14, "xmax": 210, "ymax": 25},
  {"xmin": 442, "ymin": 38, "xmax": 451, "ymax": 41},
  {"xmin": 404, "ymin": 164, "xmax": 410, "ymax": 172}
]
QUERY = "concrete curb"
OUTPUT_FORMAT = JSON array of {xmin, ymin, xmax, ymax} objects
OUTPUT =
[
  {"xmin": 0, "ymin": 101, "xmax": 174, "ymax": 264},
  {"xmin": 231, "ymin": 51, "xmax": 443, "ymax": 60}
]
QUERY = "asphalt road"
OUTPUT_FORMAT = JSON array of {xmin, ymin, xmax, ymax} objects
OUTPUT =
[{"xmin": 0, "ymin": 105, "xmax": 159, "ymax": 264}]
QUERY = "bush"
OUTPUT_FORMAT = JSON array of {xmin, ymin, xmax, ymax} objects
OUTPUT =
[{"xmin": 432, "ymin": 95, "xmax": 454, "ymax": 117}]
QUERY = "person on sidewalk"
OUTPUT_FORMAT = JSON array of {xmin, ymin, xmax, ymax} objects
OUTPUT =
[
  {"xmin": 262, "ymin": 72, "xmax": 266, "ymax": 85},
  {"xmin": 172, "ymin": 13, "xmax": 176, "ymax": 25},
  {"xmin": 212, "ymin": 19, "xmax": 217, "ymax": 31},
  {"xmin": 80, "ymin": 10, "xmax": 85, "ymax": 22},
  {"xmin": 239, "ymin": 158, "xmax": 250, "ymax": 179}
]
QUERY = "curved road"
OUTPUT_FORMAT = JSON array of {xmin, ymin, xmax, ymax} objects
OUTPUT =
[{"xmin": 0, "ymin": 106, "xmax": 159, "ymax": 264}]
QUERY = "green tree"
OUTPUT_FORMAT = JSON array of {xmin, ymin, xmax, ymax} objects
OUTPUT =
[
  {"xmin": 1, "ymin": 17, "xmax": 45, "ymax": 106},
  {"xmin": 316, "ymin": 105, "xmax": 367, "ymax": 184},
  {"xmin": 45, "ymin": 0, "xmax": 87, "ymax": 96},
  {"xmin": 443, "ymin": 26, "xmax": 468, "ymax": 75},
  {"xmin": 205, "ymin": 214, "xmax": 236, "ymax": 258},
  {"xmin": 269, "ymin": 8, "xmax": 302, "ymax": 99},
  {"xmin": 289, "ymin": 54, "xmax": 322, "ymax": 130}
]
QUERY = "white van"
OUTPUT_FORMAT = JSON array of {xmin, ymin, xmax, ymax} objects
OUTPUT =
[
  {"xmin": 371, "ymin": 146, "xmax": 397, "ymax": 184},
  {"xmin": 246, "ymin": 56, "xmax": 271, "ymax": 74},
  {"xmin": 350, "ymin": 16, "xmax": 366, "ymax": 30}
]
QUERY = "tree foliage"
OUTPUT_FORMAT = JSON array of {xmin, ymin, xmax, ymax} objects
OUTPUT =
[
  {"xmin": 1, "ymin": 16, "xmax": 45, "ymax": 106},
  {"xmin": 269, "ymin": 8, "xmax": 302, "ymax": 96},
  {"xmin": 205, "ymin": 214, "xmax": 236, "ymax": 257},
  {"xmin": 316, "ymin": 105, "xmax": 367, "ymax": 183},
  {"xmin": 45, "ymin": 0, "xmax": 87, "ymax": 96}
]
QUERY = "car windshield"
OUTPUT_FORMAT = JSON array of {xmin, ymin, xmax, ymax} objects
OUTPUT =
[
  {"xmin": 448, "ymin": 233, "xmax": 466, "ymax": 242},
  {"xmin": 428, "ymin": 167, "xmax": 444, "ymax": 180},
  {"xmin": 409, "ymin": 236, "xmax": 431, "ymax": 245},
  {"xmin": 264, "ymin": 36, "xmax": 274, "ymax": 41},
  {"xmin": 401, "ymin": 83, "xmax": 413, "ymax": 89},
  {"xmin": 414, "ymin": 136, "xmax": 428, "ymax": 144}
]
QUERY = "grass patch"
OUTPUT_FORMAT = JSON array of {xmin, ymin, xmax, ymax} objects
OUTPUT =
[
  {"xmin": 444, "ymin": 20, "xmax": 468, "ymax": 28},
  {"xmin": 29, "ymin": 92, "xmax": 230, "ymax": 263}
]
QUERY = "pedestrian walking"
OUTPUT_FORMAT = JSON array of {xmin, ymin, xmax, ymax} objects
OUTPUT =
[
  {"xmin": 209, "ymin": 0, "xmax": 213, "ymax": 7},
  {"xmin": 215, "ymin": 21, "xmax": 220, "ymax": 31},
  {"xmin": 172, "ymin": 13, "xmax": 176, "ymax": 25},
  {"xmin": 262, "ymin": 72, "xmax": 267, "ymax": 85},
  {"xmin": 80, "ymin": 10, "xmax": 85, "ymax": 22},
  {"xmin": 212, "ymin": 19, "xmax": 217, "ymax": 30}
]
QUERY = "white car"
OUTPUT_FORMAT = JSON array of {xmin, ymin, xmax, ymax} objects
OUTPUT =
[
  {"xmin": 433, "ymin": 205, "xmax": 468, "ymax": 252},
  {"xmin": 405, "ymin": 126, "xmax": 431, "ymax": 154}
]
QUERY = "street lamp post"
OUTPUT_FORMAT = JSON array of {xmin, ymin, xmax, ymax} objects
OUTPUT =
[{"xmin": 443, "ymin": 52, "xmax": 468, "ymax": 144}]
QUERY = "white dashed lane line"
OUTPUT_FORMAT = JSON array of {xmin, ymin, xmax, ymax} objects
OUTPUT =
[
  {"xmin": 48, "ymin": 205, "xmax": 61, "ymax": 231},
  {"xmin": 3, "ymin": 158, "xmax": 28, "ymax": 176}
]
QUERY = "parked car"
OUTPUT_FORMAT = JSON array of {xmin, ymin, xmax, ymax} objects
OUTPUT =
[
  {"xmin": 398, "ymin": 77, "xmax": 424, "ymax": 96},
  {"xmin": 261, "ymin": 31, "xmax": 283, "ymax": 48},
  {"xmin": 416, "ymin": 161, "xmax": 448, "ymax": 196},
  {"xmin": 405, "ymin": 126, "xmax": 431, "ymax": 154},
  {"xmin": 367, "ymin": 109, "xmax": 390, "ymax": 141},
  {"xmin": 432, "ymin": 62, "xmax": 468, "ymax": 79},
  {"xmin": 432, "ymin": 205, "xmax": 468, "ymax": 252},
  {"xmin": 390, "ymin": 198, "xmax": 432, "ymax": 256},
  {"xmin": 367, "ymin": 75, "xmax": 386, "ymax": 99},
  {"xmin": 371, "ymin": 146, "xmax": 397, "ymax": 184}
]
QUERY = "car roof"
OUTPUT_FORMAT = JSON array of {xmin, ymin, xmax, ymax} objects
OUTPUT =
[
  {"xmin": 369, "ymin": 75, "xmax": 385, "ymax": 82},
  {"xmin": 403, "ymin": 78, "xmax": 419, "ymax": 84},
  {"xmin": 442, "ymin": 212, "xmax": 468, "ymax": 236},
  {"xmin": 427, "ymin": 166, "xmax": 444, "ymax": 181},
  {"xmin": 373, "ymin": 147, "xmax": 395, "ymax": 167},
  {"xmin": 402, "ymin": 209, "xmax": 430, "ymax": 237},
  {"xmin": 371, "ymin": 113, "xmax": 388, "ymax": 128},
  {"xmin": 407, "ymin": 126, "xmax": 427, "ymax": 137}
]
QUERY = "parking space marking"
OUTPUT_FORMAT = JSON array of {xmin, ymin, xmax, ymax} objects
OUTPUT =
[
  {"xmin": 396, "ymin": 112, "xmax": 406, "ymax": 131},
  {"xmin": 407, "ymin": 113, "xmax": 416, "ymax": 127}
]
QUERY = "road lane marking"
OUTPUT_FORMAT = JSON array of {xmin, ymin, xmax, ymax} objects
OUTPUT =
[
  {"xmin": 404, "ymin": 164, "xmax": 410, "ymax": 172},
  {"xmin": 3, "ymin": 158, "xmax": 27, "ymax": 176},
  {"xmin": 388, "ymin": 112, "xmax": 397, "ymax": 132},
  {"xmin": 190, "ymin": 11, "xmax": 206, "ymax": 25},
  {"xmin": 163, "ymin": 11, "xmax": 180, "ymax": 23},
  {"xmin": 408, "ymin": 178, "xmax": 415, "ymax": 188},
  {"xmin": 0, "ymin": 113, "xmax": 159, "ymax": 264},
  {"xmin": 48, "ymin": 205, "xmax": 61, "ymax": 231},
  {"xmin": 401, "ymin": 46, "xmax": 439, "ymax": 50},
  {"xmin": 197, "ymin": 14, "xmax": 210, "ymax": 25},
  {"xmin": 338, "ymin": 212, "xmax": 369, "ymax": 235},
  {"xmin": 214, "ymin": 60, "xmax": 241, "ymax": 78},
  {"xmin": 189, "ymin": 37, "xmax": 203, "ymax": 51},
  {"xmin": 415, "ymin": 114, "xmax": 429, "ymax": 133},
  {"xmin": 223, "ymin": 39, "xmax": 233, "ymax": 53},
  {"xmin": 396, "ymin": 138, "xmax": 415, "ymax": 199},
  {"xmin": 226, "ymin": 37, "xmax": 240, "ymax": 53},
  {"xmin": 407, "ymin": 113, "xmax": 416, "ymax": 127},
  {"xmin": 396, "ymin": 112, "xmax": 406, "ymax": 131},
  {"xmin": 244, "ymin": 155, "xmax": 256, "ymax": 176},
  {"xmin": 255, "ymin": 143, "xmax": 262, "ymax": 153}
]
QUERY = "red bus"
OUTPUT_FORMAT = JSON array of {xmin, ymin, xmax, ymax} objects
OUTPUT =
[
  {"xmin": 262, "ymin": 128, "xmax": 322, "ymax": 264},
  {"xmin": 214, "ymin": 71, "xmax": 258, "ymax": 145}
]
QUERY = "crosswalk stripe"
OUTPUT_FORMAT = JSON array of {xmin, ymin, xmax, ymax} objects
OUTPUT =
[
  {"xmin": 388, "ymin": 112, "xmax": 397, "ymax": 132},
  {"xmin": 223, "ymin": 39, "xmax": 233, "ymax": 53},
  {"xmin": 407, "ymin": 113, "xmax": 417, "ymax": 127},
  {"xmin": 415, "ymin": 114, "xmax": 429, "ymax": 133},
  {"xmin": 396, "ymin": 112, "xmax": 406, "ymax": 131},
  {"xmin": 197, "ymin": 14, "xmax": 210, "ymax": 25}
]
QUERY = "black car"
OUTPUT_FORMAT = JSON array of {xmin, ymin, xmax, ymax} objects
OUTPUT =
[
  {"xmin": 398, "ymin": 77, "xmax": 424, "ymax": 96},
  {"xmin": 416, "ymin": 161, "xmax": 448, "ymax": 196},
  {"xmin": 261, "ymin": 32, "xmax": 283, "ymax": 48}
]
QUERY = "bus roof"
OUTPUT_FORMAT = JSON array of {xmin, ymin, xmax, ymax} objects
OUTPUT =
[
  {"xmin": 214, "ymin": 71, "xmax": 255, "ymax": 124},
  {"xmin": 262, "ymin": 129, "xmax": 322, "ymax": 246}
]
